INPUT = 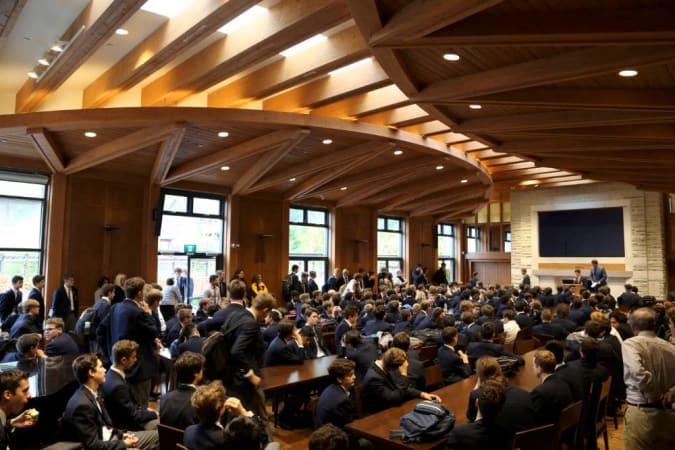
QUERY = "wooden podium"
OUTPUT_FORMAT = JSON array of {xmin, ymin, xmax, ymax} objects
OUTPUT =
[{"xmin": 562, "ymin": 283, "xmax": 583, "ymax": 297}]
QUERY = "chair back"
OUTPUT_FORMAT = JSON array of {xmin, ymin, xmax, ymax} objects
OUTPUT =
[
  {"xmin": 353, "ymin": 384, "xmax": 364, "ymax": 419},
  {"xmin": 553, "ymin": 400, "xmax": 583, "ymax": 447},
  {"xmin": 424, "ymin": 362, "xmax": 444, "ymax": 390},
  {"xmin": 158, "ymin": 423, "xmax": 185, "ymax": 450},
  {"xmin": 418, "ymin": 345, "xmax": 438, "ymax": 362},
  {"xmin": 595, "ymin": 376, "xmax": 612, "ymax": 428},
  {"xmin": 511, "ymin": 424, "xmax": 555, "ymax": 450},
  {"xmin": 532, "ymin": 333, "xmax": 554, "ymax": 347},
  {"xmin": 513, "ymin": 328, "xmax": 536, "ymax": 355},
  {"xmin": 323, "ymin": 331, "xmax": 336, "ymax": 354}
]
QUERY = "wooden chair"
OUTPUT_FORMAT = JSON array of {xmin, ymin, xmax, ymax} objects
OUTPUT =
[
  {"xmin": 353, "ymin": 384, "xmax": 365, "ymax": 419},
  {"xmin": 511, "ymin": 424, "xmax": 555, "ymax": 450},
  {"xmin": 424, "ymin": 362, "xmax": 444, "ymax": 390},
  {"xmin": 513, "ymin": 328, "xmax": 536, "ymax": 355},
  {"xmin": 594, "ymin": 377, "xmax": 613, "ymax": 450},
  {"xmin": 322, "ymin": 331, "xmax": 336, "ymax": 354},
  {"xmin": 532, "ymin": 333, "xmax": 554, "ymax": 347},
  {"xmin": 418, "ymin": 345, "xmax": 438, "ymax": 362},
  {"xmin": 552, "ymin": 400, "xmax": 583, "ymax": 450},
  {"xmin": 158, "ymin": 423, "xmax": 185, "ymax": 450}
]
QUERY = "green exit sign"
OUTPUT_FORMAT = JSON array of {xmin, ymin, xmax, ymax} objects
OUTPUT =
[{"xmin": 184, "ymin": 244, "xmax": 197, "ymax": 253}]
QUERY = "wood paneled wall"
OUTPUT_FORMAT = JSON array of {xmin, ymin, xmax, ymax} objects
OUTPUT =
[
  {"xmin": 465, "ymin": 252, "xmax": 511, "ymax": 287},
  {"xmin": 333, "ymin": 206, "xmax": 377, "ymax": 274},
  {"xmin": 408, "ymin": 216, "xmax": 437, "ymax": 275}
]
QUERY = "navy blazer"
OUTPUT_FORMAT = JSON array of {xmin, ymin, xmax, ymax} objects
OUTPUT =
[
  {"xmin": 362, "ymin": 362, "xmax": 421, "ymax": 414},
  {"xmin": 160, "ymin": 384, "xmax": 198, "ymax": 430},
  {"xmin": 9, "ymin": 313, "xmax": 41, "ymax": 338},
  {"xmin": 315, "ymin": 384, "xmax": 354, "ymax": 428},
  {"xmin": 533, "ymin": 322, "xmax": 567, "ymax": 340},
  {"xmin": 514, "ymin": 313, "xmax": 534, "ymax": 329},
  {"xmin": 392, "ymin": 321, "xmax": 412, "ymax": 334},
  {"xmin": 45, "ymin": 332, "xmax": 80, "ymax": 356},
  {"xmin": 554, "ymin": 363, "xmax": 586, "ymax": 401},
  {"xmin": 50, "ymin": 286, "xmax": 79, "ymax": 319},
  {"xmin": 178, "ymin": 336, "xmax": 205, "ymax": 356},
  {"xmin": 346, "ymin": 341, "xmax": 378, "ymax": 383},
  {"xmin": 445, "ymin": 420, "xmax": 510, "ymax": 450},
  {"xmin": 412, "ymin": 311, "xmax": 427, "ymax": 329},
  {"xmin": 530, "ymin": 373, "xmax": 574, "ymax": 425},
  {"xmin": 261, "ymin": 322, "xmax": 279, "ymax": 346},
  {"xmin": 263, "ymin": 336, "xmax": 305, "ymax": 367},
  {"xmin": 183, "ymin": 422, "xmax": 225, "ymax": 450},
  {"xmin": 467, "ymin": 340, "xmax": 514, "ymax": 360},
  {"xmin": 63, "ymin": 386, "xmax": 125, "ymax": 450},
  {"xmin": 362, "ymin": 319, "xmax": 392, "ymax": 335},
  {"xmin": 335, "ymin": 319, "xmax": 352, "ymax": 357},
  {"xmin": 198, "ymin": 303, "xmax": 245, "ymax": 336},
  {"xmin": 223, "ymin": 309, "xmax": 264, "ymax": 392},
  {"xmin": 101, "ymin": 369, "xmax": 156, "ymax": 430},
  {"xmin": 437, "ymin": 345, "xmax": 471, "ymax": 384},
  {"xmin": 27, "ymin": 287, "xmax": 45, "ymax": 321},
  {"xmin": 0, "ymin": 289, "xmax": 21, "ymax": 322},
  {"xmin": 92, "ymin": 298, "xmax": 111, "ymax": 333},
  {"xmin": 99, "ymin": 299, "xmax": 158, "ymax": 382},
  {"xmin": 466, "ymin": 383, "xmax": 536, "ymax": 439}
]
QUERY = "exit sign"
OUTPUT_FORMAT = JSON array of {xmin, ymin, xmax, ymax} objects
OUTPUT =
[{"xmin": 184, "ymin": 244, "xmax": 196, "ymax": 253}]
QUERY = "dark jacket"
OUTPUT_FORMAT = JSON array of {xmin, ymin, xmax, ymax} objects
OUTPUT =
[
  {"xmin": 263, "ymin": 336, "xmax": 305, "ymax": 367},
  {"xmin": 530, "ymin": 373, "xmax": 574, "ymax": 425},
  {"xmin": 362, "ymin": 319, "xmax": 392, "ymax": 335},
  {"xmin": 466, "ymin": 383, "xmax": 536, "ymax": 439},
  {"xmin": 335, "ymin": 319, "xmax": 352, "ymax": 357},
  {"xmin": 9, "ymin": 313, "xmax": 41, "ymax": 338},
  {"xmin": 445, "ymin": 420, "xmax": 509, "ymax": 450},
  {"xmin": 50, "ymin": 286, "xmax": 79, "ymax": 319},
  {"xmin": 437, "ymin": 345, "xmax": 471, "ymax": 384},
  {"xmin": 223, "ymin": 309, "xmax": 264, "ymax": 391},
  {"xmin": 63, "ymin": 386, "xmax": 126, "ymax": 450},
  {"xmin": 362, "ymin": 362, "xmax": 421, "ymax": 414},
  {"xmin": 159, "ymin": 384, "xmax": 198, "ymax": 430},
  {"xmin": 27, "ymin": 287, "xmax": 45, "ymax": 322},
  {"xmin": 178, "ymin": 336, "xmax": 205, "ymax": 356},
  {"xmin": 45, "ymin": 332, "xmax": 80, "ymax": 356},
  {"xmin": 467, "ymin": 340, "xmax": 521, "ymax": 362},
  {"xmin": 346, "ymin": 341, "xmax": 378, "ymax": 383},
  {"xmin": 101, "ymin": 369, "xmax": 156, "ymax": 430},
  {"xmin": 533, "ymin": 322, "xmax": 567, "ymax": 340},
  {"xmin": 554, "ymin": 362, "xmax": 586, "ymax": 401},
  {"xmin": 315, "ymin": 384, "xmax": 354, "ymax": 428},
  {"xmin": 183, "ymin": 422, "xmax": 226, "ymax": 450},
  {"xmin": 392, "ymin": 321, "xmax": 412, "ymax": 334},
  {"xmin": 0, "ymin": 289, "xmax": 21, "ymax": 322}
]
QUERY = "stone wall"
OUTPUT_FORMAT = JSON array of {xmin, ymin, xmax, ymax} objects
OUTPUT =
[{"xmin": 511, "ymin": 182, "xmax": 666, "ymax": 297}]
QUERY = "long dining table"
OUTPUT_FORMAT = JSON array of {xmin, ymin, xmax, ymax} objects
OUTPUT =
[{"xmin": 345, "ymin": 350, "xmax": 541, "ymax": 450}]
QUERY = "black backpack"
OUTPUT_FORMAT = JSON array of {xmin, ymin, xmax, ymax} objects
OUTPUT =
[
  {"xmin": 75, "ymin": 307, "xmax": 97, "ymax": 339},
  {"xmin": 201, "ymin": 314, "xmax": 249, "ymax": 381},
  {"xmin": 398, "ymin": 401, "xmax": 456, "ymax": 442}
]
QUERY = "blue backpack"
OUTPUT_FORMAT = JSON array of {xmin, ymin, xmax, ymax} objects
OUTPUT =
[{"xmin": 399, "ymin": 401, "xmax": 456, "ymax": 442}]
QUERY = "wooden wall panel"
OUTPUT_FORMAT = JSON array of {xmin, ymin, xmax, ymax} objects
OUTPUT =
[
  {"xmin": 471, "ymin": 261, "xmax": 511, "ymax": 287},
  {"xmin": 408, "ymin": 216, "xmax": 436, "ymax": 276},
  {"xmin": 334, "ymin": 206, "xmax": 377, "ymax": 274}
]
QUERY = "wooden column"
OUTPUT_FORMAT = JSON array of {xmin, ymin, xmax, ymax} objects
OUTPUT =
[
  {"xmin": 44, "ymin": 173, "xmax": 67, "ymax": 315},
  {"xmin": 140, "ymin": 183, "xmax": 160, "ymax": 282}
]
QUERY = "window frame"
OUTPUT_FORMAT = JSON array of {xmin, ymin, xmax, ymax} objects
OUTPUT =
[
  {"xmin": 436, "ymin": 223, "xmax": 456, "ymax": 282},
  {"xmin": 377, "ymin": 215, "xmax": 404, "ymax": 272},
  {"xmin": 467, "ymin": 225, "xmax": 481, "ymax": 253},
  {"xmin": 288, "ymin": 205, "xmax": 329, "ymax": 286}
]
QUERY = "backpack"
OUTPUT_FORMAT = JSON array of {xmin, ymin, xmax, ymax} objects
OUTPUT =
[
  {"xmin": 75, "ymin": 307, "xmax": 97, "ymax": 339},
  {"xmin": 399, "ymin": 401, "xmax": 456, "ymax": 442},
  {"xmin": 201, "ymin": 314, "xmax": 249, "ymax": 381},
  {"xmin": 496, "ymin": 355, "xmax": 523, "ymax": 377}
]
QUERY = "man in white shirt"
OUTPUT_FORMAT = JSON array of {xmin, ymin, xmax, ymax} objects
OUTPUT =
[
  {"xmin": 501, "ymin": 309, "xmax": 521, "ymax": 345},
  {"xmin": 202, "ymin": 274, "xmax": 221, "ymax": 305}
]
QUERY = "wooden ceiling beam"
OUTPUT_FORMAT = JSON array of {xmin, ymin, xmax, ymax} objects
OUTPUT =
[
  {"xmin": 163, "ymin": 128, "xmax": 306, "ymax": 185},
  {"xmin": 412, "ymin": 46, "xmax": 675, "ymax": 102},
  {"xmin": 208, "ymin": 26, "xmax": 369, "ymax": 108},
  {"xmin": 337, "ymin": 166, "xmax": 431, "ymax": 208},
  {"xmin": 233, "ymin": 129, "xmax": 311, "ymax": 195},
  {"xmin": 482, "ymin": 155, "xmax": 524, "ymax": 166},
  {"xmin": 64, "ymin": 123, "xmax": 179, "ymax": 175},
  {"xmin": 84, "ymin": 0, "xmax": 257, "ymax": 108},
  {"xmin": 262, "ymin": 57, "xmax": 389, "ymax": 112},
  {"xmin": 386, "ymin": 182, "xmax": 483, "ymax": 213},
  {"xmin": 439, "ymin": 132, "xmax": 473, "ymax": 145},
  {"xmin": 411, "ymin": 195, "xmax": 485, "ymax": 217},
  {"xmin": 142, "ymin": 0, "xmax": 350, "ymax": 106},
  {"xmin": 286, "ymin": 142, "xmax": 394, "ymax": 200},
  {"xmin": 359, "ymin": 105, "xmax": 429, "ymax": 127},
  {"xmin": 488, "ymin": 161, "xmax": 535, "ymax": 173},
  {"xmin": 502, "ymin": 124, "xmax": 675, "ymax": 141},
  {"xmin": 369, "ymin": 0, "xmax": 502, "ymax": 45},
  {"xmin": 27, "ymin": 128, "xmax": 64, "ymax": 173},
  {"xmin": 525, "ymin": 151, "xmax": 675, "ymax": 165},
  {"xmin": 492, "ymin": 170, "xmax": 575, "ymax": 184},
  {"xmin": 456, "ymin": 110, "xmax": 675, "ymax": 134},
  {"xmin": 453, "ymin": 141, "xmax": 491, "ymax": 152},
  {"xmin": 16, "ymin": 0, "xmax": 145, "ymax": 112},
  {"xmin": 500, "ymin": 137, "xmax": 675, "ymax": 154},
  {"xmin": 491, "ymin": 167, "xmax": 560, "ymax": 180},
  {"xmin": 465, "ymin": 87, "xmax": 675, "ymax": 112},
  {"xmin": 467, "ymin": 149, "xmax": 504, "ymax": 159},
  {"xmin": 399, "ymin": 120, "xmax": 451, "ymax": 137},
  {"xmin": 150, "ymin": 126, "xmax": 186, "ymax": 185},
  {"xmin": 381, "ymin": 7, "xmax": 675, "ymax": 47},
  {"xmin": 537, "ymin": 157, "xmax": 675, "ymax": 171},
  {"xmin": 311, "ymin": 84, "xmax": 409, "ymax": 118}
]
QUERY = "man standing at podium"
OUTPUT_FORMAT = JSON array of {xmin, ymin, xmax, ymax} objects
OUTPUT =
[{"xmin": 589, "ymin": 260, "xmax": 607, "ymax": 291}]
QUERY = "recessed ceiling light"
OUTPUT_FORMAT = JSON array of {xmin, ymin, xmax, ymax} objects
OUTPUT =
[
  {"xmin": 322, "ymin": 138, "xmax": 333, "ymax": 145},
  {"xmin": 289, "ymin": 177, "xmax": 296, "ymax": 182},
  {"xmin": 329, "ymin": 57, "xmax": 372, "ymax": 76},
  {"xmin": 115, "ymin": 28, "xmax": 129, "ymax": 36},
  {"xmin": 469, "ymin": 104, "xmax": 482, "ymax": 110},
  {"xmin": 51, "ymin": 45, "xmax": 63, "ymax": 52},
  {"xmin": 436, "ymin": 165, "xmax": 444, "ymax": 170},
  {"xmin": 218, "ymin": 131, "xmax": 229, "ymax": 138},
  {"xmin": 280, "ymin": 34, "xmax": 327, "ymax": 57},
  {"xmin": 340, "ymin": 186, "xmax": 347, "ymax": 191},
  {"xmin": 37, "ymin": 58, "xmax": 49, "ymax": 66},
  {"xmin": 84, "ymin": 131, "xmax": 97, "ymax": 138},
  {"xmin": 393, "ymin": 150, "xmax": 403, "ymax": 156},
  {"xmin": 141, "ymin": 0, "xmax": 190, "ymax": 18},
  {"xmin": 220, "ymin": 166, "xmax": 230, "ymax": 171},
  {"xmin": 27, "ymin": 71, "xmax": 38, "ymax": 79},
  {"xmin": 217, "ymin": 5, "xmax": 268, "ymax": 34},
  {"xmin": 618, "ymin": 69, "xmax": 638, "ymax": 77},
  {"xmin": 443, "ymin": 53, "xmax": 460, "ymax": 61},
  {"xmin": 460, "ymin": 179, "xmax": 468, "ymax": 184}
]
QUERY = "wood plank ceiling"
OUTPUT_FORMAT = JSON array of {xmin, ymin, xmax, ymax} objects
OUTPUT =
[{"xmin": 0, "ymin": 0, "xmax": 673, "ymax": 219}]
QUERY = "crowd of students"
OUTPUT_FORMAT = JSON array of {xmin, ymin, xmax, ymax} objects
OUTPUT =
[{"xmin": 0, "ymin": 265, "xmax": 674, "ymax": 450}]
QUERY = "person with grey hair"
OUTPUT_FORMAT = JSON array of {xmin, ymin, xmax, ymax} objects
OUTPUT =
[{"xmin": 622, "ymin": 307, "xmax": 675, "ymax": 450}]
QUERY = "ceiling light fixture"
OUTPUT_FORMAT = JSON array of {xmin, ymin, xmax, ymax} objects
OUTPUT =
[
  {"xmin": 443, "ymin": 53, "xmax": 460, "ymax": 61},
  {"xmin": 220, "ymin": 166, "xmax": 230, "ymax": 171},
  {"xmin": 394, "ymin": 150, "xmax": 403, "ymax": 156},
  {"xmin": 141, "ymin": 0, "xmax": 190, "ymax": 18},
  {"xmin": 27, "ymin": 71, "xmax": 38, "ymax": 79},
  {"xmin": 37, "ymin": 58, "xmax": 50, "ymax": 66},
  {"xmin": 217, "ymin": 5, "xmax": 268, "ymax": 34},
  {"xmin": 217, "ymin": 131, "xmax": 229, "ymax": 138},
  {"xmin": 618, "ymin": 69, "xmax": 638, "ymax": 77},
  {"xmin": 84, "ymin": 131, "xmax": 97, "ymax": 138},
  {"xmin": 460, "ymin": 179, "xmax": 468, "ymax": 183},
  {"xmin": 340, "ymin": 186, "xmax": 347, "ymax": 191},
  {"xmin": 329, "ymin": 57, "xmax": 372, "ymax": 76},
  {"xmin": 50, "ymin": 44, "xmax": 64, "ymax": 52},
  {"xmin": 436, "ymin": 165, "xmax": 444, "ymax": 170},
  {"xmin": 469, "ymin": 104, "xmax": 482, "ymax": 110},
  {"xmin": 28, "ymin": 27, "xmax": 84, "ymax": 83},
  {"xmin": 322, "ymin": 138, "xmax": 333, "ymax": 145},
  {"xmin": 115, "ymin": 28, "xmax": 129, "ymax": 36},
  {"xmin": 289, "ymin": 178, "xmax": 296, "ymax": 182},
  {"xmin": 280, "ymin": 34, "xmax": 327, "ymax": 57}
]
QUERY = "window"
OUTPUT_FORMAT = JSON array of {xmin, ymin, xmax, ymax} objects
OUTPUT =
[
  {"xmin": 157, "ymin": 190, "xmax": 225, "ymax": 302},
  {"xmin": 289, "ymin": 206, "xmax": 329, "ymax": 288},
  {"xmin": 378, "ymin": 216, "xmax": 403, "ymax": 273},
  {"xmin": 0, "ymin": 171, "xmax": 48, "ymax": 295},
  {"xmin": 504, "ymin": 231, "xmax": 512, "ymax": 253},
  {"xmin": 437, "ymin": 223, "xmax": 455, "ymax": 282},
  {"xmin": 467, "ymin": 226, "xmax": 481, "ymax": 253}
]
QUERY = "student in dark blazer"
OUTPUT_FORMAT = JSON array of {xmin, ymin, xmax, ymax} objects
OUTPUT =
[
  {"xmin": 1, "ymin": 333, "xmax": 43, "ymax": 363},
  {"xmin": 530, "ymin": 350, "xmax": 574, "ymax": 425},
  {"xmin": 263, "ymin": 320, "xmax": 305, "ymax": 367},
  {"xmin": 446, "ymin": 381, "xmax": 509, "ymax": 450},
  {"xmin": 362, "ymin": 348, "xmax": 440, "ymax": 414},
  {"xmin": 303, "ymin": 308, "xmax": 331, "ymax": 358},
  {"xmin": 27, "ymin": 274, "xmax": 46, "ymax": 321},
  {"xmin": 175, "ymin": 325, "xmax": 205, "ymax": 357},
  {"xmin": 335, "ymin": 305, "xmax": 359, "ymax": 357},
  {"xmin": 49, "ymin": 273, "xmax": 78, "ymax": 331},
  {"xmin": 362, "ymin": 305, "xmax": 393, "ymax": 335},
  {"xmin": 44, "ymin": 317, "xmax": 80, "ymax": 356},
  {"xmin": 0, "ymin": 275, "xmax": 23, "ymax": 323},
  {"xmin": 345, "ymin": 330, "xmax": 378, "ymax": 383},
  {"xmin": 438, "ymin": 326, "xmax": 472, "ymax": 385},
  {"xmin": 63, "ymin": 354, "xmax": 158, "ymax": 450},
  {"xmin": 262, "ymin": 309, "xmax": 282, "ymax": 346},
  {"xmin": 101, "ymin": 340, "xmax": 158, "ymax": 431},
  {"xmin": 467, "ymin": 322, "xmax": 523, "ymax": 362},
  {"xmin": 533, "ymin": 309, "xmax": 568, "ymax": 340},
  {"xmin": 9, "ymin": 299, "xmax": 42, "ymax": 338},
  {"xmin": 391, "ymin": 332, "xmax": 426, "ymax": 391},
  {"xmin": 514, "ymin": 301, "xmax": 534, "ymax": 329},
  {"xmin": 392, "ymin": 308, "xmax": 413, "ymax": 334},
  {"xmin": 315, "ymin": 359, "xmax": 356, "ymax": 428},
  {"xmin": 545, "ymin": 340, "xmax": 585, "ymax": 402},
  {"xmin": 159, "ymin": 352, "xmax": 204, "ymax": 430}
]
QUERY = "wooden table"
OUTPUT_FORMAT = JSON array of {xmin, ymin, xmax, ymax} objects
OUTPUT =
[
  {"xmin": 345, "ymin": 351, "xmax": 540, "ymax": 450},
  {"xmin": 261, "ymin": 355, "xmax": 337, "ymax": 393}
]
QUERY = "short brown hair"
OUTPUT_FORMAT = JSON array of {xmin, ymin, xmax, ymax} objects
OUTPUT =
[
  {"xmin": 72, "ymin": 353, "xmax": 100, "ymax": 384},
  {"xmin": 175, "ymin": 352, "xmax": 205, "ymax": 384},
  {"xmin": 112, "ymin": 339, "xmax": 139, "ymax": 364},
  {"xmin": 124, "ymin": 277, "xmax": 146, "ymax": 299},
  {"xmin": 143, "ymin": 288, "xmax": 163, "ymax": 307},
  {"xmin": 16, "ymin": 333, "xmax": 41, "ymax": 354},
  {"xmin": 191, "ymin": 381, "xmax": 226, "ymax": 424},
  {"xmin": 252, "ymin": 293, "xmax": 276, "ymax": 311},
  {"xmin": 476, "ymin": 356, "xmax": 503, "ymax": 382},
  {"xmin": 21, "ymin": 299, "xmax": 40, "ymax": 313},
  {"xmin": 0, "ymin": 369, "xmax": 28, "ymax": 395},
  {"xmin": 45, "ymin": 317, "xmax": 64, "ymax": 330},
  {"xmin": 381, "ymin": 347, "xmax": 407, "ymax": 370},
  {"xmin": 327, "ymin": 358, "xmax": 355, "ymax": 382},
  {"xmin": 533, "ymin": 350, "xmax": 557, "ymax": 373},
  {"xmin": 309, "ymin": 424, "xmax": 349, "ymax": 450}
]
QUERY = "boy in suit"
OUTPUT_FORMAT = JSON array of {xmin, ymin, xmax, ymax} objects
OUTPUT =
[
  {"xmin": 530, "ymin": 350, "xmax": 573, "ymax": 425},
  {"xmin": 50, "ymin": 273, "xmax": 78, "ymax": 331},
  {"xmin": 44, "ymin": 317, "xmax": 80, "ymax": 356},
  {"xmin": 160, "ymin": 352, "xmax": 204, "ymax": 430},
  {"xmin": 315, "ymin": 359, "xmax": 356, "ymax": 428},
  {"xmin": 437, "ymin": 326, "xmax": 472, "ymax": 385},
  {"xmin": 63, "ymin": 353, "xmax": 158, "ymax": 449}
]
